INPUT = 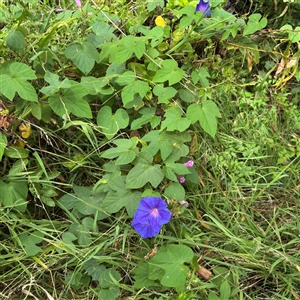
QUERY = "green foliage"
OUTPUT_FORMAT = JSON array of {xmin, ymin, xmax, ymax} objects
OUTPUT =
[
  {"xmin": 97, "ymin": 107, "xmax": 129, "ymax": 138},
  {"xmin": 0, "ymin": 61, "xmax": 38, "ymax": 102},
  {"xmin": 5, "ymin": 30, "xmax": 25, "ymax": 51},
  {"xmin": 0, "ymin": 178, "xmax": 28, "ymax": 212},
  {"xmin": 18, "ymin": 231, "xmax": 44, "ymax": 256},
  {"xmin": 243, "ymin": 13, "xmax": 267, "ymax": 36},
  {"xmin": 98, "ymin": 268, "xmax": 121, "ymax": 300},
  {"xmin": 153, "ymin": 59, "xmax": 185, "ymax": 85},
  {"xmin": 187, "ymin": 101, "xmax": 222, "ymax": 138},
  {"xmin": 0, "ymin": 133, "xmax": 7, "ymax": 161},
  {"xmin": 126, "ymin": 152, "xmax": 164, "ymax": 189},
  {"xmin": 41, "ymin": 71, "xmax": 91, "ymax": 118},
  {"xmin": 65, "ymin": 42, "xmax": 99, "ymax": 75},
  {"xmin": 134, "ymin": 244, "xmax": 194, "ymax": 288},
  {"xmin": 1, "ymin": 0, "xmax": 300, "ymax": 299}
]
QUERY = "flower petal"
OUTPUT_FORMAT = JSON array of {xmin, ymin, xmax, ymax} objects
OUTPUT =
[
  {"xmin": 183, "ymin": 160, "xmax": 194, "ymax": 167},
  {"xmin": 196, "ymin": 0, "xmax": 211, "ymax": 17},
  {"xmin": 131, "ymin": 196, "xmax": 172, "ymax": 238},
  {"xmin": 132, "ymin": 220, "xmax": 161, "ymax": 238}
]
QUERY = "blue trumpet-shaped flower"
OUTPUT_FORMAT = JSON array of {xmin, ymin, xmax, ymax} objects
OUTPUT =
[
  {"xmin": 132, "ymin": 196, "xmax": 172, "ymax": 238},
  {"xmin": 196, "ymin": 0, "xmax": 212, "ymax": 17}
]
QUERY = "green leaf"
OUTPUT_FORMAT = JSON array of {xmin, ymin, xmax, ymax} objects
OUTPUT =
[
  {"xmin": 191, "ymin": 67, "xmax": 210, "ymax": 87},
  {"xmin": 0, "ymin": 180, "xmax": 28, "ymax": 212},
  {"xmin": 115, "ymin": 40, "xmax": 131, "ymax": 63},
  {"xmin": 211, "ymin": 7, "xmax": 237, "ymax": 23},
  {"xmin": 115, "ymin": 36, "xmax": 146, "ymax": 64},
  {"xmin": 125, "ymin": 191, "xmax": 143, "ymax": 217},
  {"xmin": 153, "ymin": 85, "xmax": 178, "ymax": 104},
  {"xmin": 0, "ymin": 133, "xmax": 8, "ymax": 161},
  {"xmin": 41, "ymin": 71, "xmax": 71, "ymax": 95},
  {"xmin": 8, "ymin": 159, "xmax": 28, "ymax": 177},
  {"xmin": 81, "ymin": 76, "xmax": 114, "ymax": 96},
  {"xmin": 69, "ymin": 217, "xmax": 95, "ymax": 245},
  {"xmin": 142, "ymin": 130, "xmax": 191, "ymax": 161},
  {"xmin": 187, "ymin": 101, "xmax": 221, "ymax": 138},
  {"xmin": 280, "ymin": 24, "xmax": 300, "ymax": 43},
  {"xmin": 208, "ymin": 292, "xmax": 222, "ymax": 300},
  {"xmin": 5, "ymin": 146, "xmax": 29, "ymax": 158},
  {"xmin": 48, "ymin": 83, "xmax": 91, "ymax": 118},
  {"xmin": 178, "ymin": 88, "xmax": 194, "ymax": 103},
  {"xmin": 103, "ymin": 189, "xmax": 142, "ymax": 215},
  {"xmin": 114, "ymin": 71, "xmax": 136, "ymax": 86},
  {"xmin": 126, "ymin": 152, "xmax": 164, "ymax": 189},
  {"xmin": 178, "ymin": 5, "xmax": 195, "ymax": 17},
  {"xmin": 149, "ymin": 244, "xmax": 194, "ymax": 287},
  {"xmin": 142, "ymin": 131, "xmax": 174, "ymax": 160},
  {"xmin": 289, "ymin": 26, "xmax": 300, "ymax": 43},
  {"xmin": 5, "ymin": 30, "xmax": 25, "ymax": 51},
  {"xmin": 0, "ymin": 61, "xmax": 37, "ymax": 102},
  {"xmin": 161, "ymin": 106, "xmax": 191, "ymax": 132},
  {"xmin": 91, "ymin": 21, "xmax": 117, "ymax": 45},
  {"xmin": 153, "ymin": 60, "xmax": 185, "ymax": 85},
  {"xmin": 164, "ymin": 182, "xmax": 185, "ymax": 200},
  {"xmin": 243, "ymin": 14, "xmax": 267, "ymax": 36},
  {"xmin": 163, "ymin": 162, "xmax": 190, "ymax": 182},
  {"xmin": 133, "ymin": 263, "xmax": 156, "ymax": 288},
  {"xmin": 144, "ymin": 27, "xmax": 164, "ymax": 48},
  {"xmin": 65, "ymin": 271, "xmax": 90, "ymax": 290},
  {"xmin": 58, "ymin": 185, "xmax": 108, "ymax": 219},
  {"xmin": 220, "ymin": 281, "xmax": 231, "ymax": 300},
  {"xmin": 133, "ymin": 40, "xmax": 146, "ymax": 59},
  {"xmin": 121, "ymin": 80, "xmax": 149, "ymax": 106},
  {"xmin": 98, "ymin": 269, "xmax": 121, "ymax": 300},
  {"xmin": 101, "ymin": 137, "xmax": 139, "ymax": 165},
  {"xmin": 62, "ymin": 232, "xmax": 77, "ymax": 243},
  {"xmin": 97, "ymin": 106, "xmax": 129, "ymax": 139},
  {"xmin": 131, "ymin": 107, "xmax": 161, "ymax": 130},
  {"xmin": 99, "ymin": 41, "xmax": 118, "ymax": 63},
  {"xmin": 84, "ymin": 259, "xmax": 106, "ymax": 281},
  {"xmin": 65, "ymin": 41, "xmax": 99, "ymax": 75},
  {"xmin": 18, "ymin": 231, "xmax": 44, "ymax": 256},
  {"xmin": 147, "ymin": 0, "xmax": 164, "ymax": 11}
]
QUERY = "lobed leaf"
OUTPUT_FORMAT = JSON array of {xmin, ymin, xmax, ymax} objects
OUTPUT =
[
  {"xmin": 149, "ymin": 244, "xmax": 194, "ymax": 287},
  {"xmin": 153, "ymin": 59, "xmax": 185, "ymax": 85},
  {"xmin": 97, "ymin": 106, "xmax": 129, "ymax": 139},
  {"xmin": 187, "ymin": 101, "xmax": 221, "ymax": 138}
]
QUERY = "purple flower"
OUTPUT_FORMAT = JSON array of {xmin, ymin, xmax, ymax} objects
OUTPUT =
[
  {"xmin": 74, "ymin": 0, "xmax": 81, "ymax": 8},
  {"xmin": 196, "ymin": 0, "xmax": 211, "ymax": 17},
  {"xmin": 184, "ymin": 160, "xmax": 194, "ymax": 168},
  {"xmin": 178, "ymin": 176, "xmax": 186, "ymax": 184},
  {"xmin": 132, "ymin": 196, "xmax": 172, "ymax": 238}
]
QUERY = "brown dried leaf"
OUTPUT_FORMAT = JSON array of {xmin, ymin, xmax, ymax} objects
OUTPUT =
[
  {"xmin": 275, "ymin": 58, "xmax": 285, "ymax": 77},
  {"xmin": 197, "ymin": 265, "xmax": 212, "ymax": 281}
]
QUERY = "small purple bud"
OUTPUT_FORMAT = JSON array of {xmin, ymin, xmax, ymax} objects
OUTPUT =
[
  {"xmin": 74, "ymin": 0, "xmax": 81, "ymax": 8},
  {"xmin": 183, "ymin": 160, "xmax": 194, "ymax": 168},
  {"xmin": 179, "ymin": 200, "xmax": 189, "ymax": 208},
  {"xmin": 178, "ymin": 176, "xmax": 186, "ymax": 184}
]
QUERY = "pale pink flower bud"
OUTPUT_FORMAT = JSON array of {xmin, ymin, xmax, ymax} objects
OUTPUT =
[
  {"xmin": 183, "ymin": 160, "xmax": 194, "ymax": 168},
  {"xmin": 74, "ymin": 0, "xmax": 81, "ymax": 8},
  {"xmin": 179, "ymin": 200, "xmax": 189, "ymax": 208}
]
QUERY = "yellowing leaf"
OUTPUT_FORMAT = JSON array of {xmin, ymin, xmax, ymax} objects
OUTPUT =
[
  {"xmin": 190, "ymin": 132, "xmax": 199, "ymax": 153},
  {"xmin": 19, "ymin": 122, "xmax": 32, "ymax": 139},
  {"xmin": 155, "ymin": 16, "xmax": 166, "ymax": 28},
  {"xmin": 14, "ymin": 139, "xmax": 25, "ymax": 148}
]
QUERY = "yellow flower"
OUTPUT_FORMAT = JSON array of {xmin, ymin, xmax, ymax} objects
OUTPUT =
[
  {"xmin": 19, "ymin": 122, "xmax": 32, "ymax": 139},
  {"xmin": 155, "ymin": 16, "xmax": 166, "ymax": 28}
]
